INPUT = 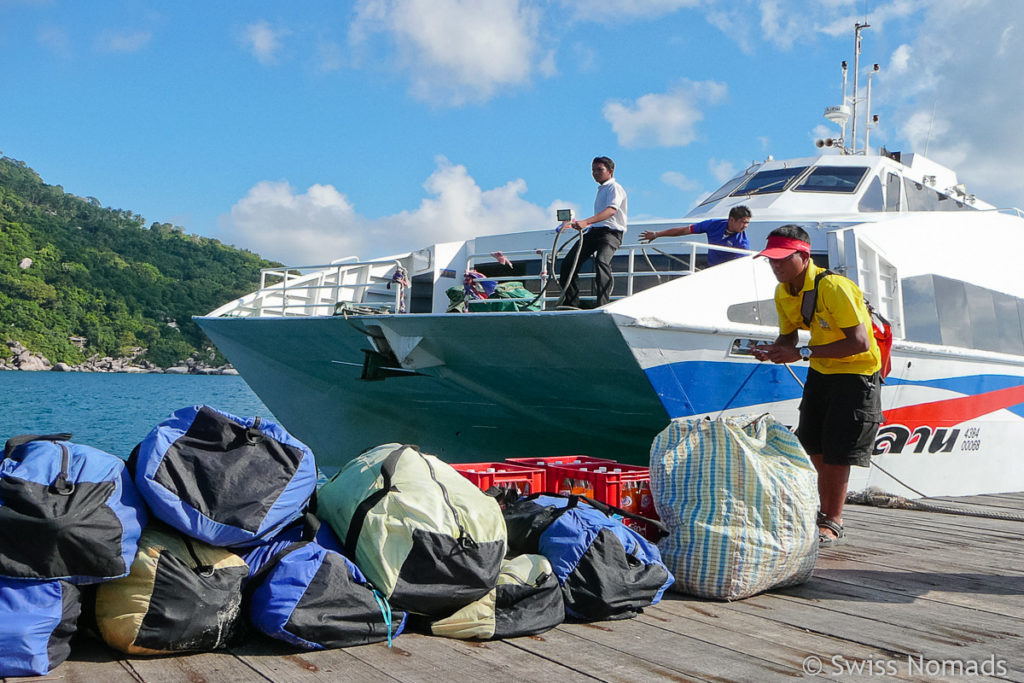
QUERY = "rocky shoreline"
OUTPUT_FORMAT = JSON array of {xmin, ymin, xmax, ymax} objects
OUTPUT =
[{"xmin": 1, "ymin": 341, "xmax": 238, "ymax": 375}]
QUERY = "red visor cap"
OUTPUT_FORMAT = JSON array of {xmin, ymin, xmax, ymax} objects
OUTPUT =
[{"xmin": 756, "ymin": 235, "xmax": 811, "ymax": 259}]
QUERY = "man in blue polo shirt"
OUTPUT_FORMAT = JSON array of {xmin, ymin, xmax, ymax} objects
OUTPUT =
[{"xmin": 639, "ymin": 205, "xmax": 752, "ymax": 267}]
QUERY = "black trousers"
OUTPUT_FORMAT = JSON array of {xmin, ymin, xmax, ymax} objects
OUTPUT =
[{"xmin": 558, "ymin": 227, "xmax": 622, "ymax": 308}]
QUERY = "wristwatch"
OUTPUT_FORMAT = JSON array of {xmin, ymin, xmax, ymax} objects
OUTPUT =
[{"xmin": 799, "ymin": 346, "xmax": 813, "ymax": 361}]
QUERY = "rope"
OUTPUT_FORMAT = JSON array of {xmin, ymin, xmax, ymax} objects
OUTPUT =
[
  {"xmin": 554, "ymin": 227, "xmax": 585, "ymax": 308},
  {"xmin": 371, "ymin": 589, "xmax": 395, "ymax": 647},
  {"xmin": 846, "ymin": 489, "xmax": 1024, "ymax": 522},
  {"xmin": 524, "ymin": 228, "xmax": 577, "ymax": 310},
  {"xmin": 715, "ymin": 362, "xmax": 761, "ymax": 420},
  {"xmin": 639, "ymin": 247, "xmax": 664, "ymax": 285}
]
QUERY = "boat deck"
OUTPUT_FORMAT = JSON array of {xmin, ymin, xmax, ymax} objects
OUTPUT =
[{"xmin": 24, "ymin": 492, "xmax": 1024, "ymax": 683}]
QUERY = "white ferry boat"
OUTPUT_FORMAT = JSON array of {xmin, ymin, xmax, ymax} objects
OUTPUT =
[{"xmin": 198, "ymin": 30, "xmax": 1024, "ymax": 498}]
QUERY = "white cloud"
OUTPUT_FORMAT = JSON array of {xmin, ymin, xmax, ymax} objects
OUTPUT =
[
  {"xmin": 703, "ymin": 0, "xmax": 919, "ymax": 51},
  {"xmin": 661, "ymin": 171, "xmax": 700, "ymax": 192},
  {"xmin": 603, "ymin": 79, "xmax": 728, "ymax": 148},
  {"xmin": 557, "ymin": 0, "xmax": 701, "ymax": 22},
  {"xmin": 881, "ymin": 1, "xmax": 1024, "ymax": 206},
  {"xmin": 350, "ymin": 0, "xmax": 544, "ymax": 106},
  {"xmin": 36, "ymin": 25, "xmax": 71, "ymax": 57},
  {"xmin": 889, "ymin": 44, "xmax": 911, "ymax": 74},
  {"xmin": 241, "ymin": 20, "xmax": 289, "ymax": 65},
  {"xmin": 95, "ymin": 29, "xmax": 151, "ymax": 53},
  {"xmin": 709, "ymin": 158, "xmax": 738, "ymax": 183},
  {"xmin": 317, "ymin": 41, "xmax": 343, "ymax": 72},
  {"xmin": 219, "ymin": 181, "xmax": 360, "ymax": 265},
  {"xmin": 219, "ymin": 157, "xmax": 557, "ymax": 264}
]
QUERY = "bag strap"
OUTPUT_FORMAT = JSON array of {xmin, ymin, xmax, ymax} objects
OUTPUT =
[
  {"xmin": 518, "ymin": 492, "xmax": 669, "ymax": 540},
  {"xmin": 343, "ymin": 446, "xmax": 405, "ymax": 558},
  {"xmin": 4, "ymin": 433, "xmax": 73, "ymax": 459},
  {"xmin": 243, "ymin": 511, "xmax": 322, "ymax": 597},
  {"xmin": 800, "ymin": 269, "xmax": 835, "ymax": 326}
]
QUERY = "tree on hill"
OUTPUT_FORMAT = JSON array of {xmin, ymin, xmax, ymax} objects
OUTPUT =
[{"xmin": 0, "ymin": 155, "xmax": 278, "ymax": 367}]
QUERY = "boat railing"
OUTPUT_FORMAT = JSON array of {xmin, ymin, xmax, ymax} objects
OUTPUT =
[
  {"xmin": 205, "ymin": 240, "xmax": 755, "ymax": 319},
  {"xmin": 994, "ymin": 207, "xmax": 1024, "ymax": 218},
  {"xmin": 466, "ymin": 240, "xmax": 754, "ymax": 308},
  {"xmin": 206, "ymin": 258, "xmax": 407, "ymax": 318}
]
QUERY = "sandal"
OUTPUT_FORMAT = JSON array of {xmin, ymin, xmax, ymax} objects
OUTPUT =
[{"xmin": 818, "ymin": 518, "xmax": 846, "ymax": 547}]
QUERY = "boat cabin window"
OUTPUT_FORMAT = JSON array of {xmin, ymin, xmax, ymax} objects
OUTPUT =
[
  {"xmin": 885, "ymin": 173, "xmax": 902, "ymax": 211},
  {"xmin": 793, "ymin": 166, "xmax": 868, "ymax": 193},
  {"xmin": 904, "ymin": 179, "xmax": 973, "ymax": 212},
  {"xmin": 699, "ymin": 172, "xmax": 753, "ymax": 206},
  {"xmin": 729, "ymin": 166, "xmax": 809, "ymax": 197},
  {"xmin": 857, "ymin": 176, "xmax": 884, "ymax": 212},
  {"xmin": 902, "ymin": 274, "xmax": 1024, "ymax": 354}
]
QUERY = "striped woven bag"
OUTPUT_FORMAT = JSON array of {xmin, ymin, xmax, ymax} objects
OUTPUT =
[{"xmin": 649, "ymin": 415, "xmax": 818, "ymax": 600}]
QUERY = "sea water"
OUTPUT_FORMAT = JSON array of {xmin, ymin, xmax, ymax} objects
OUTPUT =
[{"xmin": 0, "ymin": 371, "xmax": 276, "ymax": 459}]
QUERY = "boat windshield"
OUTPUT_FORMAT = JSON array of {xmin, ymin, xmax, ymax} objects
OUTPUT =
[
  {"xmin": 793, "ymin": 166, "xmax": 868, "ymax": 193},
  {"xmin": 698, "ymin": 171, "xmax": 755, "ymax": 207},
  {"xmin": 729, "ymin": 167, "xmax": 809, "ymax": 196}
]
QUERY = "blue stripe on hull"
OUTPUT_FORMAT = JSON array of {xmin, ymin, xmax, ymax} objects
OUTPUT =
[{"xmin": 645, "ymin": 360, "xmax": 1024, "ymax": 419}]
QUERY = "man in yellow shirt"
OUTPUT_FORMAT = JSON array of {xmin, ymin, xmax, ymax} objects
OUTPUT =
[{"xmin": 752, "ymin": 225, "xmax": 882, "ymax": 547}]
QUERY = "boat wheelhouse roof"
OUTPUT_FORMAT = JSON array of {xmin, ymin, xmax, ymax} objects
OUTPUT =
[{"xmin": 684, "ymin": 152, "xmax": 993, "ymax": 222}]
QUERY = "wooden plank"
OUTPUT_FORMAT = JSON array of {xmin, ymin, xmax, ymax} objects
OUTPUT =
[
  {"xmin": 20, "ymin": 637, "xmax": 141, "ymax": 683},
  {"xmin": 811, "ymin": 564, "xmax": 1024, "ymax": 616},
  {"xmin": 229, "ymin": 636, "xmax": 399, "ymax": 682},
  {"xmin": 847, "ymin": 503, "xmax": 1024, "ymax": 540},
  {"xmin": 341, "ymin": 631, "xmax": 594, "ymax": 683},
  {"xmin": 552, "ymin": 610, "xmax": 806, "ymax": 682},
  {"xmin": 751, "ymin": 579, "xmax": 1024, "ymax": 675},
  {"xmin": 637, "ymin": 600, "xmax": 879, "ymax": 683},
  {"xmin": 123, "ymin": 651, "xmax": 271, "ymax": 683},
  {"xmin": 926, "ymin": 493, "xmax": 1024, "ymax": 511},
  {"xmin": 503, "ymin": 627, "xmax": 717, "ymax": 683}
]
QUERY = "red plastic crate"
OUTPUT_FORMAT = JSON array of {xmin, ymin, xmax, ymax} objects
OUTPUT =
[
  {"xmin": 544, "ymin": 462, "xmax": 661, "ymax": 541},
  {"xmin": 451, "ymin": 462, "xmax": 545, "ymax": 495},
  {"xmin": 505, "ymin": 455, "xmax": 614, "ymax": 491}
]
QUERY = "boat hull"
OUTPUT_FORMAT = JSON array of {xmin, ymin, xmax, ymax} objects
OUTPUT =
[{"xmin": 197, "ymin": 310, "xmax": 671, "ymax": 470}]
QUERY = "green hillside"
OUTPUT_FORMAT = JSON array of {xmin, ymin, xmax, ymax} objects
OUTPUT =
[{"xmin": 0, "ymin": 155, "xmax": 276, "ymax": 367}]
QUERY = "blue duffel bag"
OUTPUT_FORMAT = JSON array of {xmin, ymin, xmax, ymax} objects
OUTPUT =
[
  {"xmin": 243, "ymin": 516, "xmax": 407, "ymax": 650},
  {"xmin": 503, "ymin": 494, "xmax": 674, "ymax": 622},
  {"xmin": 0, "ymin": 433, "xmax": 148, "ymax": 583},
  {"xmin": 131, "ymin": 406, "xmax": 317, "ymax": 548},
  {"xmin": 0, "ymin": 577, "xmax": 80, "ymax": 677}
]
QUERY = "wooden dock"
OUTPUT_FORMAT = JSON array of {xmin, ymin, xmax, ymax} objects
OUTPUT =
[{"xmin": 16, "ymin": 493, "xmax": 1024, "ymax": 683}]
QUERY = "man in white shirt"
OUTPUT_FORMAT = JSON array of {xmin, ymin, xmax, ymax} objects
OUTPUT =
[{"xmin": 558, "ymin": 156, "xmax": 628, "ymax": 308}]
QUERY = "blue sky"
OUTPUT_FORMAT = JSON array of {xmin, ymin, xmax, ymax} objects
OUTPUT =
[{"xmin": 3, "ymin": 0, "xmax": 1023, "ymax": 264}]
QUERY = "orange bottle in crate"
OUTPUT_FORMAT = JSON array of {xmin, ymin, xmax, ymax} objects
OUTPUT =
[
  {"xmin": 619, "ymin": 479, "xmax": 641, "ymax": 515},
  {"xmin": 567, "ymin": 469, "xmax": 592, "ymax": 498},
  {"xmin": 558, "ymin": 477, "xmax": 573, "ymax": 496},
  {"xmin": 638, "ymin": 480, "xmax": 657, "ymax": 519}
]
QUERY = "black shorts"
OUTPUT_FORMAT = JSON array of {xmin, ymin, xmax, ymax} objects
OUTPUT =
[{"xmin": 797, "ymin": 368, "xmax": 882, "ymax": 467}]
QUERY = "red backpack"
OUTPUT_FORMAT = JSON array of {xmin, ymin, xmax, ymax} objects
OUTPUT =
[{"xmin": 802, "ymin": 270, "xmax": 893, "ymax": 380}]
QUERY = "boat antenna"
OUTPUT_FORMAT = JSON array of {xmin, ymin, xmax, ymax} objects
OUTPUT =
[
  {"xmin": 924, "ymin": 97, "xmax": 937, "ymax": 156},
  {"xmin": 864, "ymin": 62, "xmax": 880, "ymax": 154},
  {"xmin": 850, "ymin": 22, "xmax": 870, "ymax": 155}
]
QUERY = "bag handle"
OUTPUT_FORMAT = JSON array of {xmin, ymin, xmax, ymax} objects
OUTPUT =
[
  {"xmin": 518, "ymin": 492, "xmax": 669, "ymax": 539},
  {"xmin": 343, "ymin": 446, "xmax": 405, "ymax": 557},
  {"xmin": 4, "ymin": 433, "xmax": 73, "ymax": 459},
  {"xmin": 243, "ymin": 511, "xmax": 322, "ymax": 595}
]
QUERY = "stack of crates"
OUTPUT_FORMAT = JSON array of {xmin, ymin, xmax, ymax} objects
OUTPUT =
[
  {"xmin": 449, "ymin": 462, "xmax": 545, "ymax": 497},
  {"xmin": 505, "ymin": 455, "xmax": 613, "ymax": 492},
  {"xmin": 542, "ymin": 462, "xmax": 660, "ymax": 540},
  {"xmin": 451, "ymin": 454, "xmax": 662, "ymax": 542}
]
